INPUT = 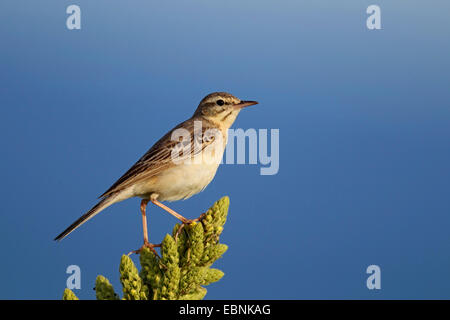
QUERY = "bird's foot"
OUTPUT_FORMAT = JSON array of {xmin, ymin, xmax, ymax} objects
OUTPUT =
[
  {"xmin": 175, "ymin": 213, "xmax": 207, "ymax": 241},
  {"xmin": 128, "ymin": 241, "xmax": 161, "ymax": 257}
]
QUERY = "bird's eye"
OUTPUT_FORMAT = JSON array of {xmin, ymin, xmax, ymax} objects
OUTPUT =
[{"xmin": 216, "ymin": 99, "xmax": 225, "ymax": 106}]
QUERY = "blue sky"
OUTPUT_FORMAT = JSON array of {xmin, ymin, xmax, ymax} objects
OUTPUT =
[{"xmin": 0, "ymin": 1, "xmax": 449, "ymax": 299}]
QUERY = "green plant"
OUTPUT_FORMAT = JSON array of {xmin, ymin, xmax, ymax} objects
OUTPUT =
[{"xmin": 63, "ymin": 196, "xmax": 229, "ymax": 300}]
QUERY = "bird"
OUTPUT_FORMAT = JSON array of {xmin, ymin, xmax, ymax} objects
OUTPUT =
[{"xmin": 54, "ymin": 92, "xmax": 258, "ymax": 253}]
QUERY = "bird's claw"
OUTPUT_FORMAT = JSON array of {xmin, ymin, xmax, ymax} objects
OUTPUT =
[
  {"xmin": 128, "ymin": 241, "xmax": 161, "ymax": 257},
  {"xmin": 175, "ymin": 213, "xmax": 207, "ymax": 241}
]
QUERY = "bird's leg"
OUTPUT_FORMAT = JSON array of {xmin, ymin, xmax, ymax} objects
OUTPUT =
[
  {"xmin": 150, "ymin": 199, "xmax": 193, "ymax": 224},
  {"xmin": 141, "ymin": 199, "xmax": 150, "ymax": 244},
  {"xmin": 151, "ymin": 199, "xmax": 208, "ymax": 224},
  {"xmin": 150, "ymin": 199, "xmax": 206, "ymax": 241},
  {"xmin": 128, "ymin": 199, "xmax": 160, "ymax": 256}
]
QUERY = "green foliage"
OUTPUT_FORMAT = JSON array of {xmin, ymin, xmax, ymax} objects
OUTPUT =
[
  {"xmin": 63, "ymin": 288, "xmax": 79, "ymax": 300},
  {"xmin": 64, "ymin": 196, "xmax": 229, "ymax": 300},
  {"xmin": 95, "ymin": 275, "xmax": 119, "ymax": 300},
  {"xmin": 119, "ymin": 255, "xmax": 148, "ymax": 300}
]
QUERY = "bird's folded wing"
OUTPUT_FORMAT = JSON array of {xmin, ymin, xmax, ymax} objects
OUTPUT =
[{"xmin": 98, "ymin": 119, "xmax": 218, "ymax": 198}]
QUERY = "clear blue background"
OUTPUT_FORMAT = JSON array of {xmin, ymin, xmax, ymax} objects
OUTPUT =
[{"xmin": 0, "ymin": 1, "xmax": 449, "ymax": 299}]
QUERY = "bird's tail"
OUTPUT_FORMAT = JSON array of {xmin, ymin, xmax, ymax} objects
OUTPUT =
[{"xmin": 54, "ymin": 194, "xmax": 119, "ymax": 241}]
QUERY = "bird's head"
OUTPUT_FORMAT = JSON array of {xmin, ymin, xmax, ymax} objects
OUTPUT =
[{"xmin": 193, "ymin": 92, "xmax": 258, "ymax": 128}]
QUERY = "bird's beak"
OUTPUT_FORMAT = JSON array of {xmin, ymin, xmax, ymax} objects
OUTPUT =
[{"xmin": 234, "ymin": 100, "xmax": 259, "ymax": 110}]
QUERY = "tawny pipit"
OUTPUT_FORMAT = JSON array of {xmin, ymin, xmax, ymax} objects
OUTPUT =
[{"xmin": 55, "ymin": 92, "xmax": 258, "ymax": 253}]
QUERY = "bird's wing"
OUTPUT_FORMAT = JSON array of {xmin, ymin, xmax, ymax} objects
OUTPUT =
[{"xmin": 98, "ymin": 118, "xmax": 219, "ymax": 198}]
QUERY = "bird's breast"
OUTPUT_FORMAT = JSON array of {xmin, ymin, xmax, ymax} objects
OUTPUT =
[{"xmin": 137, "ymin": 138, "xmax": 225, "ymax": 202}]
